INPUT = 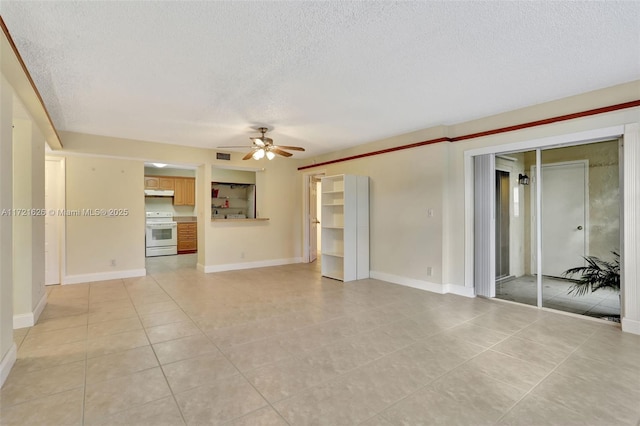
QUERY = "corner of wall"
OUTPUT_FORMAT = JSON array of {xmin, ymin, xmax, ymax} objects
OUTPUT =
[{"xmin": 0, "ymin": 342, "xmax": 16, "ymax": 389}]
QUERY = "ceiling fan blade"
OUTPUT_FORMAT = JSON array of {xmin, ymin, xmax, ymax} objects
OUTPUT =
[
  {"xmin": 250, "ymin": 137, "xmax": 265, "ymax": 147},
  {"xmin": 274, "ymin": 145, "xmax": 305, "ymax": 151},
  {"xmin": 270, "ymin": 147, "xmax": 293, "ymax": 157},
  {"xmin": 242, "ymin": 151, "xmax": 255, "ymax": 160}
]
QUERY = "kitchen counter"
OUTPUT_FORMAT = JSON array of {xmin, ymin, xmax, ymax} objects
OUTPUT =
[{"xmin": 173, "ymin": 216, "xmax": 197, "ymax": 223}]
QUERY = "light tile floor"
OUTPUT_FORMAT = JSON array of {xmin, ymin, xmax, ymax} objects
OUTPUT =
[
  {"xmin": 1, "ymin": 254, "xmax": 639, "ymax": 425},
  {"xmin": 496, "ymin": 275, "xmax": 621, "ymax": 321}
]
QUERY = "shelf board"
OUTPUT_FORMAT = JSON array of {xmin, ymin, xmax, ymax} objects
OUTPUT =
[
  {"xmin": 322, "ymin": 252, "xmax": 344, "ymax": 258},
  {"xmin": 211, "ymin": 218, "xmax": 269, "ymax": 222},
  {"xmin": 322, "ymin": 190, "xmax": 344, "ymax": 194},
  {"xmin": 322, "ymin": 225, "xmax": 344, "ymax": 229},
  {"xmin": 211, "ymin": 207, "xmax": 245, "ymax": 209}
]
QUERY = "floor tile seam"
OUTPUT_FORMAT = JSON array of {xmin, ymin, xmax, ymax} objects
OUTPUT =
[
  {"xmin": 454, "ymin": 319, "xmax": 519, "ymax": 340},
  {"xmin": 9, "ymin": 351, "xmax": 89, "ymax": 378},
  {"xmin": 551, "ymin": 365, "xmax": 640, "ymax": 395},
  {"xmin": 0, "ymin": 382, "xmax": 86, "ymax": 413},
  {"xmin": 219, "ymin": 398, "xmax": 292, "ymax": 426},
  {"xmin": 27, "ymin": 321, "xmax": 91, "ymax": 337},
  {"xmin": 87, "ymin": 314, "xmax": 140, "ymax": 326},
  {"xmin": 261, "ymin": 332, "xmax": 444, "ymax": 408},
  {"xmin": 125, "ymin": 286, "xmax": 189, "ymax": 426},
  {"xmin": 493, "ymin": 336, "xmax": 587, "ymax": 424},
  {"xmin": 85, "ymin": 363, "xmax": 162, "ymax": 388},
  {"xmin": 360, "ymin": 352, "xmax": 496, "ymax": 424},
  {"xmin": 81, "ymin": 322, "xmax": 90, "ymax": 426},
  {"xmin": 196, "ymin": 323, "xmax": 296, "ymax": 426}
]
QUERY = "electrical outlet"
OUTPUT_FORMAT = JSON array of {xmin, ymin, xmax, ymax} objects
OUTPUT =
[
  {"xmin": 428, "ymin": 209, "xmax": 434, "ymax": 217},
  {"xmin": 110, "ymin": 259, "xmax": 116, "ymax": 267},
  {"xmin": 427, "ymin": 266, "xmax": 433, "ymax": 276}
]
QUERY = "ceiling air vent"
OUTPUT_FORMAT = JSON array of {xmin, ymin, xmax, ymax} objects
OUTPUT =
[{"xmin": 216, "ymin": 152, "xmax": 231, "ymax": 161}]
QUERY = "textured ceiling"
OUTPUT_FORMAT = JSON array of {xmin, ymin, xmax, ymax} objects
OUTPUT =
[{"xmin": 1, "ymin": 1, "xmax": 639, "ymax": 157}]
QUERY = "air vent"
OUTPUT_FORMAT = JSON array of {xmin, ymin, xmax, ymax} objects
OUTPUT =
[{"xmin": 216, "ymin": 152, "xmax": 231, "ymax": 161}]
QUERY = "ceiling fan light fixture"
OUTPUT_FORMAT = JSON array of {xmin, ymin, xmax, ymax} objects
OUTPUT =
[
  {"xmin": 254, "ymin": 138, "xmax": 265, "ymax": 147},
  {"xmin": 252, "ymin": 149, "xmax": 265, "ymax": 160},
  {"xmin": 266, "ymin": 150, "xmax": 275, "ymax": 160}
]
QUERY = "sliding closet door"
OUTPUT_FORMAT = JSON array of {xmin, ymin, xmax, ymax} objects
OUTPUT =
[{"xmin": 474, "ymin": 154, "xmax": 495, "ymax": 298}]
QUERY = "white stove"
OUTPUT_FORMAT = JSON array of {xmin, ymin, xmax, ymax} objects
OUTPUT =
[{"xmin": 145, "ymin": 212, "xmax": 177, "ymax": 257}]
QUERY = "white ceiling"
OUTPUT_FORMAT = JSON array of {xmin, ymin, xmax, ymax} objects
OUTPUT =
[{"xmin": 1, "ymin": 1, "xmax": 639, "ymax": 158}]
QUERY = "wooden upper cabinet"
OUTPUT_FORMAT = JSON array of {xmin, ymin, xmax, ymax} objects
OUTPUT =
[
  {"xmin": 184, "ymin": 178, "xmax": 196, "ymax": 205},
  {"xmin": 144, "ymin": 176, "xmax": 175, "ymax": 190},
  {"xmin": 173, "ymin": 178, "xmax": 185, "ymax": 205},
  {"xmin": 144, "ymin": 177, "xmax": 160, "ymax": 189},
  {"xmin": 173, "ymin": 177, "xmax": 195, "ymax": 206}
]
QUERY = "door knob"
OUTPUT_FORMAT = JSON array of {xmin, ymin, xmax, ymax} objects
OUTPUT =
[{"xmin": 577, "ymin": 226, "xmax": 583, "ymax": 230}]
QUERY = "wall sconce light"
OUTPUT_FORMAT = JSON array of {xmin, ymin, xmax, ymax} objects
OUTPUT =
[{"xmin": 518, "ymin": 173, "xmax": 530, "ymax": 185}]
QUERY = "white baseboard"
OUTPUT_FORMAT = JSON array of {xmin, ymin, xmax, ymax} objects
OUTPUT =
[
  {"xmin": 62, "ymin": 268, "xmax": 146, "ymax": 285},
  {"xmin": 622, "ymin": 317, "xmax": 640, "ymax": 335},
  {"xmin": 196, "ymin": 263, "xmax": 206, "ymax": 273},
  {"xmin": 370, "ymin": 271, "xmax": 476, "ymax": 298},
  {"xmin": 0, "ymin": 343, "xmax": 17, "ymax": 388},
  {"xmin": 444, "ymin": 283, "xmax": 476, "ymax": 298},
  {"xmin": 13, "ymin": 292, "xmax": 48, "ymax": 329},
  {"xmin": 33, "ymin": 291, "xmax": 47, "ymax": 325},
  {"xmin": 370, "ymin": 271, "xmax": 446, "ymax": 294},
  {"xmin": 203, "ymin": 257, "xmax": 303, "ymax": 273}
]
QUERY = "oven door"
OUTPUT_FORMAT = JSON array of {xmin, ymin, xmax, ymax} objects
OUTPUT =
[{"xmin": 145, "ymin": 222, "xmax": 177, "ymax": 247}]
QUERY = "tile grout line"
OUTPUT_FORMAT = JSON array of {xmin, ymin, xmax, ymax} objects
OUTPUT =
[
  {"xmin": 126, "ymin": 274, "xmax": 190, "ymax": 426},
  {"xmin": 151, "ymin": 273, "xmax": 294, "ymax": 426},
  {"xmin": 492, "ymin": 319, "xmax": 600, "ymax": 424}
]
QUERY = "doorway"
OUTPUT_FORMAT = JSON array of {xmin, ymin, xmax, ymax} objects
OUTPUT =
[
  {"xmin": 482, "ymin": 140, "xmax": 621, "ymax": 321},
  {"xmin": 44, "ymin": 157, "xmax": 64, "ymax": 285},
  {"xmin": 303, "ymin": 171, "xmax": 325, "ymax": 263},
  {"xmin": 495, "ymin": 169, "xmax": 510, "ymax": 280}
]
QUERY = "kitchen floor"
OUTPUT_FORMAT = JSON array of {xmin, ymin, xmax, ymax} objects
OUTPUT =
[{"xmin": 2, "ymin": 257, "xmax": 639, "ymax": 425}]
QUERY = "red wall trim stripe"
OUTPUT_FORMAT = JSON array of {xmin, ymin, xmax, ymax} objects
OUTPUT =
[{"xmin": 298, "ymin": 100, "xmax": 640, "ymax": 171}]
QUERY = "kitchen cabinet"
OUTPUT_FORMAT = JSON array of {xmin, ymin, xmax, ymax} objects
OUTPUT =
[
  {"xmin": 173, "ymin": 177, "xmax": 195, "ymax": 206},
  {"xmin": 177, "ymin": 222, "xmax": 197, "ymax": 254},
  {"xmin": 144, "ymin": 176, "xmax": 175, "ymax": 190},
  {"xmin": 321, "ymin": 174, "xmax": 369, "ymax": 282}
]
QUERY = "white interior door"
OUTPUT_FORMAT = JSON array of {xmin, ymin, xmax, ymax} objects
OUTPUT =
[
  {"xmin": 45, "ymin": 159, "xmax": 62, "ymax": 285},
  {"xmin": 532, "ymin": 161, "xmax": 588, "ymax": 277},
  {"xmin": 309, "ymin": 177, "xmax": 321, "ymax": 262}
]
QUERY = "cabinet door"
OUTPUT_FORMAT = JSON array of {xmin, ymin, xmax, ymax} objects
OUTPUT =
[
  {"xmin": 159, "ymin": 177, "xmax": 175, "ymax": 190},
  {"xmin": 184, "ymin": 178, "xmax": 195, "ymax": 206},
  {"xmin": 173, "ymin": 178, "xmax": 185, "ymax": 205},
  {"xmin": 144, "ymin": 177, "xmax": 160, "ymax": 189}
]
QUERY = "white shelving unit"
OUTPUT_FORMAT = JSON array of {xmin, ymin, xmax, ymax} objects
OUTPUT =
[{"xmin": 321, "ymin": 174, "xmax": 369, "ymax": 282}]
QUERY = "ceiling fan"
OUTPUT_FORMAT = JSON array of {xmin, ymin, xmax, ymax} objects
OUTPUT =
[{"xmin": 218, "ymin": 127, "xmax": 305, "ymax": 160}]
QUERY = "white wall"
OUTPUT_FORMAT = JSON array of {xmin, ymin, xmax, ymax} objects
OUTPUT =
[
  {"xmin": 300, "ymin": 81, "xmax": 640, "ymax": 331},
  {"xmin": 204, "ymin": 159, "xmax": 302, "ymax": 270},
  {"xmin": 0, "ymin": 75, "xmax": 15, "ymax": 387},
  {"xmin": 63, "ymin": 155, "xmax": 146, "ymax": 282},
  {"xmin": 59, "ymin": 131, "xmax": 303, "ymax": 273},
  {"xmin": 12, "ymin": 117, "xmax": 46, "ymax": 328}
]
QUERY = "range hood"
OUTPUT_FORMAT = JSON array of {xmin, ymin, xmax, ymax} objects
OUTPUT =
[{"xmin": 144, "ymin": 189, "xmax": 174, "ymax": 197}]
